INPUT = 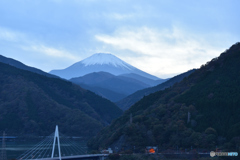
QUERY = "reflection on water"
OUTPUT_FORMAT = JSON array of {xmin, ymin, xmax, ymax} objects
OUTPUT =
[
  {"xmin": 1, "ymin": 140, "xmax": 39, "ymax": 159},
  {"xmin": 0, "ymin": 138, "xmax": 87, "ymax": 159}
]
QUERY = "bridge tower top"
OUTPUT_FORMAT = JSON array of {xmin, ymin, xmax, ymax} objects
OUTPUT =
[{"xmin": 51, "ymin": 125, "xmax": 62, "ymax": 160}]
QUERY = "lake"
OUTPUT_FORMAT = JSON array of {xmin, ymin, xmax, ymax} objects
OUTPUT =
[{"xmin": 0, "ymin": 138, "xmax": 87, "ymax": 160}]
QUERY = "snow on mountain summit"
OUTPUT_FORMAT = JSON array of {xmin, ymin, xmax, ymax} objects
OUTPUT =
[
  {"xmin": 82, "ymin": 53, "xmax": 132, "ymax": 69},
  {"xmin": 49, "ymin": 53, "xmax": 160, "ymax": 80}
]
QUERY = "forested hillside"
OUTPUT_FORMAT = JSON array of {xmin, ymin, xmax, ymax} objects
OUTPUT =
[
  {"xmin": 88, "ymin": 42, "xmax": 240, "ymax": 152},
  {"xmin": 0, "ymin": 62, "xmax": 122, "ymax": 137}
]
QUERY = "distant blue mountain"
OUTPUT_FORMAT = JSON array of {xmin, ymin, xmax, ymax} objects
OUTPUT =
[
  {"xmin": 120, "ymin": 73, "xmax": 168, "ymax": 87},
  {"xmin": 50, "ymin": 53, "xmax": 161, "ymax": 80},
  {"xmin": 75, "ymin": 83, "xmax": 127, "ymax": 102},
  {"xmin": 70, "ymin": 72, "xmax": 152, "ymax": 102}
]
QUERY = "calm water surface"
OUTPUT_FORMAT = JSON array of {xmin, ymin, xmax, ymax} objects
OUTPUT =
[{"xmin": 0, "ymin": 138, "xmax": 87, "ymax": 160}]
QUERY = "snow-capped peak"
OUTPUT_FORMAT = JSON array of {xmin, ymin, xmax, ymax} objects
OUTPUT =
[
  {"xmin": 49, "ymin": 53, "xmax": 160, "ymax": 80},
  {"xmin": 81, "ymin": 53, "xmax": 132, "ymax": 69}
]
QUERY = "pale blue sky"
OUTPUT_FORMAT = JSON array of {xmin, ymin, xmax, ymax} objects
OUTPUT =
[{"xmin": 0, "ymin": 0, "xmax": 239, "ymax": 78}]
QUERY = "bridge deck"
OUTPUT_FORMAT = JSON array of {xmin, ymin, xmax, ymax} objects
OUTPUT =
[{"xmin": 32, "ymin": 154, "xmax": 108, "ymax": 160}]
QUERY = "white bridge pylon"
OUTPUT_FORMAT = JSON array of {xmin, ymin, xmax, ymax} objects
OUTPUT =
[
  {"xmin": 51, "ymin": 125, "xmax": 61, "ymax": 160},
  {"xmin": 17, "ymin": 125, "xmax": 87, "ymax": 160}
]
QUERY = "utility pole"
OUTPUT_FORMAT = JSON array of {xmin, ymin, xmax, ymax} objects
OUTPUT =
[
  {"xmin": 187, "ymin": 111, "xmax": 191, "ymax": 124},
  {"xmin": 130, "ymin": 113, "xmax": 132, "ymax": 124},
  {"xmin": 1, "ymin": 131, "xmax": 7, "ymax": 160}
]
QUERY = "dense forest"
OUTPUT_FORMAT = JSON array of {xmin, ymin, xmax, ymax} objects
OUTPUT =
[
  {"xmin": 88, "ymin": 42, "xmax": 240, "ymax": 152},
  {"xmin": 0, "ymin": 62, "xmax": 122, "ymax": 137}
]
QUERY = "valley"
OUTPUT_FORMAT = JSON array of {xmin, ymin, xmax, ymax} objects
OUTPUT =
[
  {"xmin": 1, "ymin": 43, "xmax": 240, "ymax": 159},
  {"xmin": 1, "ymin": 1, "xmax": 239, "ymax": 159}
]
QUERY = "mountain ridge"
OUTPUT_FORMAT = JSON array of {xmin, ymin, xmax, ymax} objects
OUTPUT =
[
  {"xmin": 0, "ymin": 55, "xmax": 58, "ymax": 78},
  {"xmin": 49, "ymin": 53, "xmax": 161, "ymax": 80},
  {"xmin": 120, "ymin": 73, "xmax": 167, "ymax": 87},
  {"xmin": 0, "ymin": 62, "xmax": 123, "ymax": 137},
  {"xmin": 116, "ymin": 69, "xmax": 196, "ymax": 110},
  {"xmin": 70, "ymin": 72, "xmax": 151, "ymax": 102},
  {"xmin": 88, "ymin": 42, "xmax": 240, "ymax": 152}
]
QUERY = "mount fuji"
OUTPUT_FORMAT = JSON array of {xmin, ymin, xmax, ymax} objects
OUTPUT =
[
  {"xmin": 50, "ymin": 53, "xmax": 167, "ymax": 102},
  {"xmin": 49, "ymin": 53, "xmax": 160, "ymax": 80}
]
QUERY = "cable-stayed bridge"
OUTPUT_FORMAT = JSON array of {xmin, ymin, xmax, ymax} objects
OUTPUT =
[{"xmin": 17, "ymin": 126, "xmax": 108, "ymax": 160}]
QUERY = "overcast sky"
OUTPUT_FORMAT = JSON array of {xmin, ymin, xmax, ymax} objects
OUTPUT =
[{"xmin": 0, "ymin": 0, "xmax": 239, "ymax": 78}]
